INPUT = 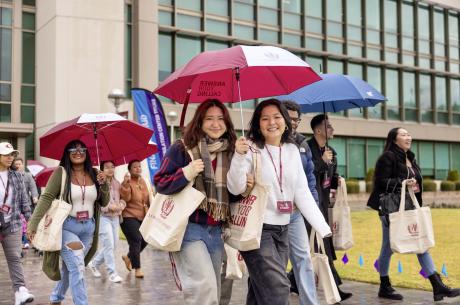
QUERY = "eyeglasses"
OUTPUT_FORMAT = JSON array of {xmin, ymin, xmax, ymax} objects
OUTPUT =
[
  {"xmin": 68, "ymin": 147, "xmax": 87, "ymax": 154},
  {"xmin": 290, "ymin": 117, "xmax": 301, "ymax": 124}
]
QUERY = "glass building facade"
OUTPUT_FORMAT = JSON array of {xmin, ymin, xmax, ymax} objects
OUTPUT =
[
  {"xmin": 0, "ymin": 0, "xmax": 36, "ymax": 160},
  {"xmin": 154, "ymin": 0, "xmax": 460, "ymax": 179}
]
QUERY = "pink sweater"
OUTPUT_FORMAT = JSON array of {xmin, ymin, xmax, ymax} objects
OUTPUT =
[{"xmin": 100, "ymin": 178, "xmax": 126, "ymax": 217}]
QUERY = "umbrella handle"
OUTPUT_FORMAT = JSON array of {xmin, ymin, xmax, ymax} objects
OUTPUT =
[
  {"xmin": 179, "ymin": 89, "xmax": 191, "ymax": 129},
  {"xmin": 235, "ymin": 67, "xmax": 245, "ymax": 137},
  {"xmin": 93, "ymin": 123, "xmax": 100, "ymax": 165}
]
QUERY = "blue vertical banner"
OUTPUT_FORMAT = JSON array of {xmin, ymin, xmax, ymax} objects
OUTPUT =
[{"xmin": 131, "ymin": 88, "xmax": 170, "ymax": 184}]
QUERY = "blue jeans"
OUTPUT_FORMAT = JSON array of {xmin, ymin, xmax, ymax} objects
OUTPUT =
[
  {"xmin": 50, "ymin": 217, "xmax": 95, "ymax": 305},
  {"xmin": 378, "ymin": 215, "xmax": 436, "ymax": 277},
  {"xmin": 171, "ymin": 222, "xmax": 223, "ymax": 305},
  {"xmin": 92, "ymin": 216, "xmax": 119, "ymax": 274},
  {"xmin": 289, "ymin": 210, "xmax": 320, "ymax": 305}
]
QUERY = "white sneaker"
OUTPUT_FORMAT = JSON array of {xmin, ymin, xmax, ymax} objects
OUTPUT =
[
  {"xmin": 109, "ymin": 273, "xmax": 122, "ymax": 283},
  {"xmin": 88, "ymin": 261, "xmax": 101, "ymax": 278},
  {"xmin": 15, "ymin": 286, "xmax": 34, "ymax": 305}
]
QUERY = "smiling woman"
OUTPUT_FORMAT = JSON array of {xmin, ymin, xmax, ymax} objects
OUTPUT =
[
  {"xmin": 227, "ymin": 99, "xmax": 331, "ymax": 305},
  {"xmin": 153, "ymin": 99, "xmax": 238, "ymax": 305}
]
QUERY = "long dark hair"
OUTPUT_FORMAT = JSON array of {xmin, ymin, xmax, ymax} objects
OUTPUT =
[
  {"xmin": 248, "ymin": 98, "xmax": 293, "ymax": 148},
  {"xmin": 60, "ymin": 140, "xmax": 99, "ymax": 203},
  {"xmin": 183, "ymin": 99, "xmax": 236, "ymax": 152},
  {"xmin": 383, "ymin": 127, "xmax": 402, "ymax": 152}
]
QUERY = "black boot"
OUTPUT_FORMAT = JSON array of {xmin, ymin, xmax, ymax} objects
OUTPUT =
[
  {"xmin": 378, "ymin": 276, "xmax": 403, "ymax": 300},
  {"xmin": 428, "ymin": 272, "xmax": 460, "ymax": 301},
  {"xmin": 287, "ymin": 270, "xmax": 298, "ymax": 294},
  {"xmin": 338, "ymin": 287, "xmax": 352, "ymax": 301}
]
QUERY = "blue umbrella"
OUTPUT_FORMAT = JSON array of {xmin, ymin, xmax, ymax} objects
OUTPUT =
[{"xmin": 277, "ymin": 73, "xmax": 386, "ymax": 113}]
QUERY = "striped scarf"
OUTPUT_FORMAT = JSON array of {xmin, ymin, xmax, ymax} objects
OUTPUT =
[{"xmin": 191, "ymin": 137, "xmax": 231, "ymax": 222}]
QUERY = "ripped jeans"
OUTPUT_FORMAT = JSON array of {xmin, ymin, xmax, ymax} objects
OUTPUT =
[{"xmin": 50, "ymin": 217, "xmax": 95, "ymax": 305}]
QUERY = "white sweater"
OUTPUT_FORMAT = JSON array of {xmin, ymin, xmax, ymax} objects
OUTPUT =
[{"xmin": 227, "ymin": 143, "xmax": 332, "ymax": 238}]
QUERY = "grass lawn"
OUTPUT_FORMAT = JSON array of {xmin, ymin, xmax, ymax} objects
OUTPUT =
[{"xmin": 334, "ymin": 209, "xmax": 460, "ymax": 290}]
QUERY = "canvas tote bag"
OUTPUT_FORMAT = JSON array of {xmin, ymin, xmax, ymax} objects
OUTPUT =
[
  {"xmin": 226, "ymin": 150, "xmax": 269, "ymax": 251},
  {"xmin": 310, "ymin": 229, "xmax": 341, "ymax": 304},
  {"xmin": 224, "ymin": 243, "xmax": 248, "ymax": 280},
  {"xmin": 389, "ymin": 179, "xmax": 435, "ymax": 254},
  {"xmin": 140, "ymin": 150, "xmax": 205, "ymax": 252},
  {"xmin": 330, "ymin": 177, "xmax": 354, "ymax": 250},
  {"xmin": 33, "ymin": 167, "xmax": 72, "ymax": 252}
]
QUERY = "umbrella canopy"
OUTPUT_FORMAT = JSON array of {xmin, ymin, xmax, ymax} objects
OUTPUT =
[
  {"xmin": 40, "ymin": 113, "xmax": 154, "ymax": 166},
  {"xmin": 111, "ymin": 142, "xmax": 158, "ymax": 166},
  {"xmin": 155, "ymin": 45, "xmax": 321, "ymax": 104},
  {"xmin": 35, "ymin": 167, "xmax": 57, "ymax": 188},
  {"xmin": 26, "ymin": 160, "xmax": 47, "ymax": 177},
  {"xmin": 277, "ymin": 73, "xmax": 386, "ymax": 113}
]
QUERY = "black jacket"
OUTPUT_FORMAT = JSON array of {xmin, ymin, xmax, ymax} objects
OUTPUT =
[{"xmin": 367, "ymin": 144, "xmax": 423, "ymax": 211}]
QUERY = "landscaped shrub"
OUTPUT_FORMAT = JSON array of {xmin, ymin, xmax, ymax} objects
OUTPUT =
[
  {"xmin": 455, "ymin": 181, "xmax": 460, "ymax": 191},
  {"xmin": 366, "ymin": 181, "xmax": 373, "ymax": 193},
  {"xmin": 447, "ymin": 170, "xmax": 459, "ymax": 182},
  {"xmin": 423, "ymin": 179, "xmax": 436, "ymax": 192},
  {"xmin": 346, "ymin": 180, "xmax": 360, "ymax": 194},
  {"xmin": 365, "ymin": 168, "xmax": 375, "ymax": 182},
  {"xmin": 441, "ymin": 180, "xmax": 455, "ymax": 191}
]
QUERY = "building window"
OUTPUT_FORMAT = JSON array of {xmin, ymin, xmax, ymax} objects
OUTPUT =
[
  {"xmin": 418, "ymin": 4, "xmax": 431, "ymax": 68},
  {"xmin": 177, "ymin": 0, "xmax": 201, "ymax": 11},
  {"xmin": 305, "ymin": 0, "xmax": 323, "ymax": 36},
  {"xmin": 452, "ymin": 143, "xmax": 460, "ymax": 171},
  {"xmin": 403, "ymin": 71, "xmax": 417, "ymax": 122},
  {"xmin": 329, "ymin": 137, "xmax": 347, "ymax": 177},
  {"xmin": 346, "ymin": 0, "xmax": 363, "ymax": 57},
  {"xmin": 234, "ymin": 0, "xmax": 255, "ymax": 21},
  {"xmin": 451, "ymin": 78, "xmax": 460, "ymax": 125},
  {"xmin": 283, "ymin": 0, "xmax": 301, "ymax": 30},
  {"xmin": 419, "ymin": 142, "xmax": 434, "ymax": 177},
  {"xmin": 366, "ymin": 0, "xmax": 381, "ymax": 45},
  {"xmin": 435, "ymin": 77, "xmax": 448, "ymax": 124},
  {"xmin": 367, "ymin": 66, "xmax": 382, "ymax": 119},
  {"xmin": 347, "ymin": 63, "xmax": 364, "ymax": 118},
  {"xmin": 348, "ymin": 138, "xmax": 366, "ymax": 179},
  {"xmin": 0, "ymin": 7, "xmax": 13, "ymax": 122},
  {"xmin": 125, "ymin": 4, "xmax": 132, "ymax": 97},
  {"xmin": 384, "ymin": 0, "xmax": 398, "ymax": 63},
  {"xmin": 176, "ymin": 35, "xmax": 201, "ymax": 68},
  {"xmin": 367, "ymin": 139, "xmax": 384, "ymax": 172},
  {"xmin": 448, "ymin": 12, "xmax": 459, "ymax": 73},
  {"xmin": 159, "ymin": 33, "xmax": 172, "ymax": 81},
  {"xmin": 420, "ymin": 74, "xmax": 433, "ymax": 123},
  {"xmin": 206, "ymin": 0, "xmax": 228, "ymax": 17},
  {"xmin": 385, "ymin": 69, "xmax": 400, "ymax": 120}
]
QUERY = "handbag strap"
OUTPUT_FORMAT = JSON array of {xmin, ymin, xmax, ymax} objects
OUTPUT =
[
  {"xmin": 59, "ymin": 166, "xmax": 66, "ymax": 200},
  {"xmin": 251, "ymin": 148, "xmax": 262, "ymax": 184},
  {"xmin": 309, "ymin": 229, "xmax": 326, "ymax": 255},
  {"xmin": 385, "ymin": 179, "xmax": 397, "ymax": 194},
  {"xmin": 399, "ymin": 179, "xmax": 422, "ymax": 213},
  {"xmin": 334, "ymin": 177, "xmax": 348, "ymax": 207}
]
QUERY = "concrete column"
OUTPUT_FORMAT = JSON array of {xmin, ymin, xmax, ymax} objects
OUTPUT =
[{"xmin": 35, "ymin": 0, "xmax": 125, "ymax": 157}]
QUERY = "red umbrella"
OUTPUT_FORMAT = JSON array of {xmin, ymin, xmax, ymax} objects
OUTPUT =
[
  {"xmin": 26, "ymin": 160, "xmax": 47, "ymax": 177},
  {"xmin": 111, "ymin": 142, "xmax": 158, "ymax": 166},
  {"xmin": 40, "ymin": 113, "xmax": 154, "ymax": 166},
  {"xmin": 35, "ymin": 167, "xmax": 57, "ymax": 187},
  {"xmin": 154, "ymin": 45, "xmax": 322, "ymax": 130}
]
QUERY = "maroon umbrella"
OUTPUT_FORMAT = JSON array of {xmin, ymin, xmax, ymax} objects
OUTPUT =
[
  {"xmin": 111, "ymin": 142, "xmax": 158, "ymax": 166},
  {"xmin": 40, "ymin": 113, "xmax": 154, "ymax": 166},
  {"xmin": 35, "ymin": 167, "xmax": 57, "ymax": 188},
  {"xmin": 154, "ymin": 45, "xmax": 321, "ymax": 130}
]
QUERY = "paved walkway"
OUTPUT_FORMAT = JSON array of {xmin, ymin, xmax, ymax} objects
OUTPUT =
[{"xmin": 1, "ymin": 241, "xmax": 459, "ymax": 305}]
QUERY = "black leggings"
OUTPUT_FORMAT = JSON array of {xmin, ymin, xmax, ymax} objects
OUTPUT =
[{"xmin": 120, "ymin": 217, "xmax": 147, "ymax": 269}]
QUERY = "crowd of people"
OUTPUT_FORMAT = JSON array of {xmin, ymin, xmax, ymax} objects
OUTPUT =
[{"xmin": 1, "ymin": 98, "xmax": 460, "ymax": 305}]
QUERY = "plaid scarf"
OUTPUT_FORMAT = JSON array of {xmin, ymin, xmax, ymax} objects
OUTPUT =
[{"xmin": 190, "ymin": 137, "xmax": 231, "ymax": 222}]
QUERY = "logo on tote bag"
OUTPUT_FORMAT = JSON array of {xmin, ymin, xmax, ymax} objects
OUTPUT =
[
  {"xmin": 407, "ymin": 223, "xmax": 419, "ymax": 236},
  {"xmin": 160, "ymin": 198, "xmax": 174, "ymax": 219},
  {"xmin": 332, "ymin": 222, "xmax": 339, "ymax": 234}
]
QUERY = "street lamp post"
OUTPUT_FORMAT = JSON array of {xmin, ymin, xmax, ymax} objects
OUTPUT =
[
  {"xmin": 166, "ymin": 111, "xmax": 178, "ymax": 143},
  {"xmin": 108, "ymin": 88, "xmax": 126, "ymax": 114}
]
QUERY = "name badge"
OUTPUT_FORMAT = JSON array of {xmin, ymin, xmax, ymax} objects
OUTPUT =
[
  {"xmin": 277, "ymin": 201, "xmax": 293, "ymax": 214},
  {"xmin": 0, "ymin": 204, "xmax": 11, "ymax": 214},
  {"xmin": 413, "ymin": 183, "xmax": 421, "ymax": 193},
  {"xmin": 76, "ymin": 210, "xmax": 89, "ymax": 221}
]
